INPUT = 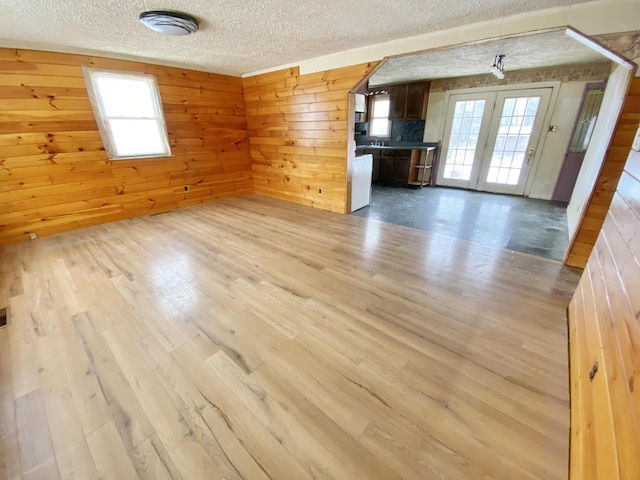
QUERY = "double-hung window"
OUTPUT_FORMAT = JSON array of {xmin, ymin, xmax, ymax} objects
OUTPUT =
[
  {"xmin": 370, "ymin": 95, "xmax": 391, "ymax": 138},
  {"xmin": 82, "ymin": 67, "xmax": 171, "ymax": 160}
]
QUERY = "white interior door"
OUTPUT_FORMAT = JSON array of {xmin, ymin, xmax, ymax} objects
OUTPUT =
[
  {"xmin": 436, "ymin": 93, "xmax": 494, "ymax": 189},
  {"xmin": 477, "ymin": 89, "xmax": 551, "ymax": 195},
  {"xmin": 437, "ymin": 88, "xmax": 552, "ymax": 195}
]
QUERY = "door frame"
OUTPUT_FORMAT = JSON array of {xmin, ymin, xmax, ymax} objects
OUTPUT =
[{"xmin": 437, "ymin": 81, "xmax": 560, "ymax": 196}]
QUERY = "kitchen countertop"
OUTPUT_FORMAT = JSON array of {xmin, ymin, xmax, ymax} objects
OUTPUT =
[{"xmin": 355, "ymin": 143, "xmax": 437, "ymax": 151}]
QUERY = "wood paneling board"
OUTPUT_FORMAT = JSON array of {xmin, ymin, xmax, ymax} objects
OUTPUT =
[
  {"xmin": 0, "ymin": 48, "xmax": 252, "ymax": 245},
  {"xmin": 243, "ymin": 64, "xmax": 377, "ymax": 214},
  {"xmin": 566, "ymin": 78, "xmax": 640, "ymax": 268},
  {"xmin": 1, "ymin": 193, "xmax": 581, "ymax": 479},
  {"xmin": 568, "ymin": 122, "xmax": 640, "ymax": 480}
]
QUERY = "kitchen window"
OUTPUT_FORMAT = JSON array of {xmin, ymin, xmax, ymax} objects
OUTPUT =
[
  {"xmin": 82, "ymin": 67, "xmax": 171, "ymax": 160},
  {"xmin": 370, "ymin": 95, "xmax": 391, "ymax": 138}
]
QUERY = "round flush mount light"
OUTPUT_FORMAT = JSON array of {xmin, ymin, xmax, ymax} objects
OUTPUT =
[{"xmin": 139, "ymin": 10, "xmax": 198, "ymax": 36}]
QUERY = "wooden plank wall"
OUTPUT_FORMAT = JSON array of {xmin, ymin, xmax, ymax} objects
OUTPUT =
[
  {"xmin": 568, "ymin": 120, "xmax": 640, "ymax": 479},
  {"xmin": 565, "ymin": 78, "xmax": 640, "ymax": 268},
  {"xmin": 243, "ymin": 63, "xmax": 376, "ymax": 214},
  {"xmin": 0, "ymin": 48, "xmax": 252, "ymax": 245}
]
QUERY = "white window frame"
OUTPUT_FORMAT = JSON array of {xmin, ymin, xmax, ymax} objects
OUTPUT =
[
  {"xmin": 82, "ymin": 67, "xmax": 171, "ymax": 160},
  {"xmin": 370, "ymin": 95, "xmax": 391, "ymax": 139}
]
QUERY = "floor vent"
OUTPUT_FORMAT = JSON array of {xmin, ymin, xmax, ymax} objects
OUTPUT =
[{"xmin": 0, "ymin": 308, "xmax": 8, "ymax": 328}]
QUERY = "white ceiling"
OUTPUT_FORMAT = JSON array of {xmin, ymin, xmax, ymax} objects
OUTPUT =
[
  {"xmin": 369, "ymin": 30, "xmax": 611, "ymax": 85},
  {"xmin": 0, "ymin": 0, "xmax": 598, "ymax": 77}
]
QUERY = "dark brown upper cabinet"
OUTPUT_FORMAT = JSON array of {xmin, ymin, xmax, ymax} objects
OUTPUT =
[
  {"xmin": 388, "ymin": 85, "xmax": 406, "ymax": 120},
  {"xmin": 387, "ymin": 82, "xmax": 430, "ymax": 120}
]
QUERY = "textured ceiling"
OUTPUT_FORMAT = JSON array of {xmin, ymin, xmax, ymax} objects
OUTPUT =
[
  {"xmin": 369, "ymin": 30, "xmax": 611, "ymax": 85},
  {"xmin": 0, "ymin": 0, "xmax": 597, "ymax": 76}
]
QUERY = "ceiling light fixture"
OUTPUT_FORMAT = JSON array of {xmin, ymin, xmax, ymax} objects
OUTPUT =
[
  {"xmin": 139, "ymin": 10, "xmax": 199, "ymax": 36},
  {"xmin": 364, "ymin": 89, "xmax": 390, "ymax": 96},
  {"xmin": 490, "ymin": 54, "xmax": 506, "ymax": 80}
]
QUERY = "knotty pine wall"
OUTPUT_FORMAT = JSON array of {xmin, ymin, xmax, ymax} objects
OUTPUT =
[
  {"xmin": 565, "ymin": 78, "xmax": 640, "ymax": 268},
  {"xmin": 568, "ymin": 120, "xmax": 640, "ymax": 479},
  {"xmin": 243, "ymin": 63, "xmax": 376, "ymax": 214},
  {"xmin": 0, "ymin": 48, "xmax": 252, "ymax": 245}
]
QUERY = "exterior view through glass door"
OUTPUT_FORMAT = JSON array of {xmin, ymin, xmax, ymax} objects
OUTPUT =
[
  {"xmin": 437, "ymin": 88, "xmax": 551, "ymax": 195},
  {"xmin": 437, "ymin": 92, "xmax": 494, "ymax": 190}
]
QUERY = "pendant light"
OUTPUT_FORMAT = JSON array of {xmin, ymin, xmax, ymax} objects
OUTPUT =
[{"xmin": 490, "ymin": 54, "xmax": 506, "ymax": 80}]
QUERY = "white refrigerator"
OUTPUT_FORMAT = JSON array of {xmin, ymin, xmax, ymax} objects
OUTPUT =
[{"xmin": 351, "ymin": 154, "xmax": 373, "ymax": 212}]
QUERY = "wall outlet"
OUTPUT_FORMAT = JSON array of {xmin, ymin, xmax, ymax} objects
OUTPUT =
[{"xmin": 29, "ymin": 232, "xmax": 38, "ymax": 240}]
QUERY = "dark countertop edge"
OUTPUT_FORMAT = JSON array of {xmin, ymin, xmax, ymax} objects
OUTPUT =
[{"xmin": 355, "ymin": 143, "xmax": 438, "ymax": 151}]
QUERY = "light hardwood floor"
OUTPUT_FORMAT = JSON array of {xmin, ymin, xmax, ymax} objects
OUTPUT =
[{"xmin": 0, "ymin": 195, "xmax": 581, "ymax": 480}]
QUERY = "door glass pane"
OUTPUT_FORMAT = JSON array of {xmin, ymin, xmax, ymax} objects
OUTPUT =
[
  {"xmin": 485, "ymin": 96, "xmax": 540, "ymax": 186},
  {"xmin": 512, "ymin": 152, "xmax": 524, "ymax": 169},
  {"xmin": 514, "ymin": 98, "xmax": 528, "ymax": 116},
  {"xmin": 502, "ymin": 98, "xmax": 515, "ymax": 117},
  {"xmin": 443, "ymin": 99, "xmax": 485, "ymax": 180}
]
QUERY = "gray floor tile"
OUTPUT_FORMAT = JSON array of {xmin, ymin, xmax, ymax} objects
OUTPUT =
[{"xmin": 352, "ymin": 186, "xmax": 569, "ymax": 261}]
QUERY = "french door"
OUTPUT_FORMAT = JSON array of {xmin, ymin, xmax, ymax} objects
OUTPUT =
[
  {"xmin": 437, "ymin": 88, "xmax": 552, "ymax": 195},
  {"xmin": 437, "ymin": 93, "xmax": 494, "ymax": 190}
]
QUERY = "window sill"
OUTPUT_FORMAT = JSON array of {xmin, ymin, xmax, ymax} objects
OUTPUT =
[{"xmin": 108, "ymin": 154, "xmax": 175, "ymax": 161}]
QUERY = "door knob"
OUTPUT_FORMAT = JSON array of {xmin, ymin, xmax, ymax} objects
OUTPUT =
[{"xmin": 527, "ymin": 147, "xmax": 535, "ymax": 163}]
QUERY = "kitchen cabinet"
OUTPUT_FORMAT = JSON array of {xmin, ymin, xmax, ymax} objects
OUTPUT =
[
  {"xmin": 388, "ymin": 85, "xmax": 406, "ymax": 120},
  {"xmin": 358, "ymin": 144, "xmax": 438, "ymax": 187},
  {"xmin": 380, "ymin": 154, "xmax": 395, "ymax": 183},
  {"xmin": 387, "ymin": 82, "xmax": 430, "ymax": 120},
  {"xmin": 406, "ymin": 83, "xmax": 428, "ymax": 119},
  {"xmin": 361, "ymin": 148, "xmax": 411, "ymax": 186},
  {"xmin": 392, "ymin": 151, "xmax": 411, "ymax": 184}
]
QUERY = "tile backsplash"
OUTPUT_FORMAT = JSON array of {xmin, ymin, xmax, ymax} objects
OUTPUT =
[{"xmin": 391, "ymin": 120, "xmax": 425, "ymax": 143}]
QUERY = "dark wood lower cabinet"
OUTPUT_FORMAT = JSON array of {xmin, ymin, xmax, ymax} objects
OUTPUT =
[
  {"xmin": 371, "ymin": 153, "xmax": 380, "ymax": 182},
  {"xmin": 360, "ymin": 147, "xmax": 435, "ymax": 187},
  {"xmin": 362, "ymin": 149, "xmax": 411, "ymax": 187},
  {"xmin": 392, "ymin": 152, "xmax": 411, "ymax": 184},
  {"xmin": 369, "ymin": 150, "xmax": 411, "ymax": 186},
  {"xmin": 380, "ymin": 155, "xmax": 395, "ymax": 183},
  {"xmin": 358, "ymin": 144, "xmax": 437, "ymax": 187}
]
